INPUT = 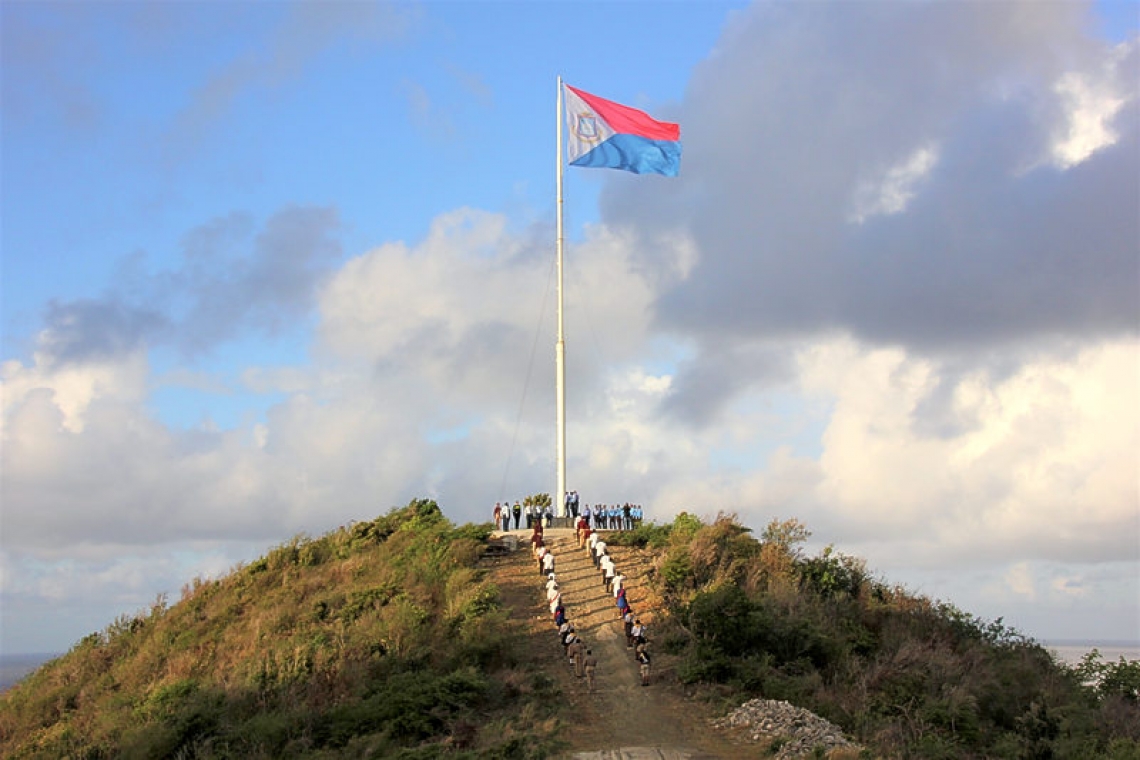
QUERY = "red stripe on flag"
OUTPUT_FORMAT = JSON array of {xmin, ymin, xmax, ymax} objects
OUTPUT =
[{"xmin": 566, "ymin": 85, "xmax": 679, "ymax": 142}]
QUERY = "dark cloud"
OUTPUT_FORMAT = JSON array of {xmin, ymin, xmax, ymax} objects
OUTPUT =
[
  {"xmin": 660, "ymin": 340, "xmax": 797, "ymax": 427},
  {"xmin": 614, "ymin": 3, "xmax": 1135, "ymax": 343},
  {"xmin": 40, "ymin": 300, "xmax": 169, "ymax": 364},
  {"xmin": 38, "ymin": 206, "xmax": 342, "ymax": 364},
  {"xmin": 597, "ymin": 2, "xmax": 1138, "ymax": 422}
]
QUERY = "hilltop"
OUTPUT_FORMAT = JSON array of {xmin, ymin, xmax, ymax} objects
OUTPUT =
[{"xmin": 0, "ymin": 501, "xmax": 1137, "ymax": 759}]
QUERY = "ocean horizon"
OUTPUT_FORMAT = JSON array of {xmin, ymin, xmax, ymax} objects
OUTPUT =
[
  {"xmin": 0, "ymin": 653, "xmax": 62, "ymax": 693},
  {"xmin": 1044, "ymin": 639, "xmax": 1140, "ymax": 668}
]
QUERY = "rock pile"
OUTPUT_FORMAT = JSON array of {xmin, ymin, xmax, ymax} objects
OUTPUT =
[{"xmin": 711, "ymin": 698, "xmax": 862, "ymax": 759}]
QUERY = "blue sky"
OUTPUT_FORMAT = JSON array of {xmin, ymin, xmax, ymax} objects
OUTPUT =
[{"xmin": 2, "ymin": 0, "xmax": 1137, "ymax": 655}]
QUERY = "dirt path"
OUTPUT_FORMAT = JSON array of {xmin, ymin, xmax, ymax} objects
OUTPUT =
[{"xmin": 487, "ymin": 529, "xmax": 755, "ymax": 760}]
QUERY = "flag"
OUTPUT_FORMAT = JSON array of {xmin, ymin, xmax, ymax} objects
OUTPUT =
[{"xmin": 564, "ymin": 84, "xmax": 681, "ymax": 176}]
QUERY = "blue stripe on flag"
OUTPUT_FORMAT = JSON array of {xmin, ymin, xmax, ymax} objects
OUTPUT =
[{"xmin": 569, "ymin": 134, "xmax": 681, "ymax": 176}]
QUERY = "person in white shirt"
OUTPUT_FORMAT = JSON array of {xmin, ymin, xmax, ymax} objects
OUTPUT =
[
  {"xmin": 601, "ymin": 555, "xmax": 616, "ymax": 592},
  {"xmin": 593, "ymin": 539, "xmax": 606, "ymax": 568},
  {"xmin": 612, "ymin": 573, "xmax": 625, "ymax": 596}
]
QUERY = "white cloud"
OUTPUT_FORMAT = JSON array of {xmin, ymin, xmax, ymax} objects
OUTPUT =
[
  {"xmin": 1, "ymin": 351, "xmax": 149, "ymax": 434},
  {"xmin": 1050, "ymin": 40, "xmax": 1135, "ymax": 168},
  {"xmin": 849, "ymin": 144, "xmax": 940, "ymax": 223}
]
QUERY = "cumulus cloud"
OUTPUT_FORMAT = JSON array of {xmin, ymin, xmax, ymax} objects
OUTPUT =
[{"xmin": 598, "ymin": 2, "xmax": 1136, "ymax": 427}]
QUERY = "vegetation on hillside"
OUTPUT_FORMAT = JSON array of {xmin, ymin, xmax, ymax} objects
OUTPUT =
[
  {"xmin": 3, "ymin": 504, "xmax": 1136, "ymax": 759},
  {"xmin": 0, "ymin": 499, "xmax": 560, "ymax": 759},
  {"xmin": 607, "ymin": 513, "xmax": 1140, "ymax": 758}
]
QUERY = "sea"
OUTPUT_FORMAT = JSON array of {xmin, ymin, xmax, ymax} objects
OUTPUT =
[
  {"xmin": 0, "ymin": 653, "xmax": 61, "ymax": 693},
  {"xmin": 1, "ymin": 642, "xmax": 1136, "ymax": 694},
  {"xmin": 1044, "ymin": 640, "xmax": 1140, "ymax": 669}
]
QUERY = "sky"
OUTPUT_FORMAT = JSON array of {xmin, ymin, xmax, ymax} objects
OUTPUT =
[{"xmin": 1, "ymin": 0, "xmax": 1137, "ymax": 656}]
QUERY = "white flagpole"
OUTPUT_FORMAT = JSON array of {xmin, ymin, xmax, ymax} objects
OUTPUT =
[{"xmin": 555, "ymin": 76, "xmax": 567, "ymax": 519}]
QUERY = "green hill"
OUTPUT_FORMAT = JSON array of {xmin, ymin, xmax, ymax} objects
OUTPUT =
[
  {"xmin": 1, "ymin": 502, "xmax": 1136, "ymax": 759},
  {"xmin": 603, "ymin": 513, "xmax": 1140, "ymax": 758},
  {"xmin": 0, "ymin": 499, "xmax": 561, "ymax": 759}
]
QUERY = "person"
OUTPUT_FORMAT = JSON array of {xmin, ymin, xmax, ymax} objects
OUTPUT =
[
  {"xmin": 582, "ymin": 503, "xmax": 592, "ymax": 527},
  {"xmin": 546, "ymin": 582, "xmax": 559, "ymax": 606},
  {"xmin": 542, "ymin": 550, "xmax": 555, "ymax": 576},
  {"xmin": 632, "ymin": 619, "xmax": 646, "ymax": 647},
  {"xmin": 636, "ymin": 644, "xmax": 651, "ymax": 686},
  {"xmin": 536, "ymin": 545, "xmax": 548, "ymax": 575},
  {"xmin": 501, "ymin": 506, "xmax": 511, "ymax": 532},
  {"xmin": 616, "ymin": 587, "xmax": 629, "ymax": 618},
  {"xmin": 512, "ymin": 501, "xmax": 522, "ymax": 530},
  {"xmin": 553, "ymin": 602, "xmax": 566, "ymax": 627},
  {"xmin": 584, "ymin": 648, "xmax": 598, "ymax": 692},
  {"xmin": 623, "ymin": 609, "xmax": 636, "ymax": 647},
  {"xmin": 493, "ymin": 502, "xmax": 502, "ymax": 529},
  {"xmin": 567, "ymin": 636, "xmax": 586, "ymax": 675},
  {"xmin": 623, "ymin": 503, "xmax": 632, "ymax": 531},
  {"xmin": 565, "ymin": 490, "xmax": 574, "ymax": 518},
  {"xmin": 580, "ymin": 523, "xmax": 591, "ymax": 550},
  {"xmin": 612, "ymin": 572, "xmax": 625, "ymax": 597},
  {"xmin": 593, "ymin": 538, "xmax": 607, "ymax": 568},
  {"xmin": 575, "ymin": 515, "xmax": 588, "ymax": 545},
  {"xmin": 549, "ymin": 590, "xmax": 562, "ymax": 614},
  {"xmin": 543, "ymin": 504, "xmax": 553, "ymax": 527},
  {"xmin": 546, "ymin": 573, "xmax": 558, "ymax": 593},
  {"xmin": 601, "ymin": 554, "xmax": 615, "ymax": 593},
  {"xmin": 570, "ymin": 490, "xmax": 580, "ymax": 518},
  {"xmin": 562, "ymin": 628, "xmax": 578, "ymax": 655}
]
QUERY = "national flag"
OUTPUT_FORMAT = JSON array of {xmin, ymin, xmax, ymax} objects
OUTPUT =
[{"xmin": 564, "ymin": 84, "xmax": 681, "ymax": 176}]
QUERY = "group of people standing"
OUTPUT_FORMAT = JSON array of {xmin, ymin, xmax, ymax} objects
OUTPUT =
[
  {"xmin": 493, "ymin": 496, "xmax": 645, "ymax": 533},
  {"xmin": 493, "ymin": 501, "xmax": 556, "ymax": 532},
  {"xmin": 569, "ymin": 500, "xmax": 644, "ymax": 532}
]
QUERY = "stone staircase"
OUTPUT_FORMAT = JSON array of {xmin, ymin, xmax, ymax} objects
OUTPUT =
[{"xmin": 534, "ymin": 531, "xmax": 658, "ymax": 692}]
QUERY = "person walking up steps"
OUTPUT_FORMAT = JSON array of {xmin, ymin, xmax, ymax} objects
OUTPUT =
[
  {"xmin": 567, "ymin": 636, "xmax": 586, "ymax": 676},
  {"xmin": 636, "ymin": 644, "xmax": 651, "ymax": 686},
  {"xmin": 601, "ymin": 554, "xmax": 616, "ymax": 593},
  {"xmin": 570, "ymin": 638, "xmax": 588, "ymax": 679},
  {"xmin": 584, "ymin": 649, "xmax": 598, "ymax": 692}
]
